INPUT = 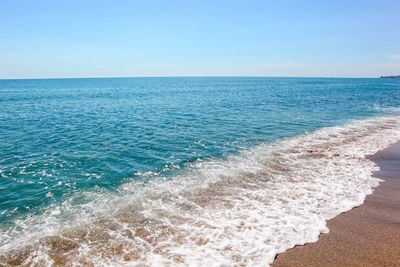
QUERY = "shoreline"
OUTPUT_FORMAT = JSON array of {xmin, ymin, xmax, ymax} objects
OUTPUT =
[
  {"xmin": 1, "ymin": 117, "xmax": 399, "ymax": 265},
  {"xmin": 272, "ymin": 141, "xmax": 400, "ymax": 266}
]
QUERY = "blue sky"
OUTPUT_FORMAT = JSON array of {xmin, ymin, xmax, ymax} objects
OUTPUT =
[{"xmin": 0, "ymin": 0, "xmax": 399, "ymax": 78}]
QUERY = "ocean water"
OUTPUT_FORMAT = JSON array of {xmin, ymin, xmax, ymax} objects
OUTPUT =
[{"xmin": 0, "ymin": 77, "xmax": 400, "ymax": 266}]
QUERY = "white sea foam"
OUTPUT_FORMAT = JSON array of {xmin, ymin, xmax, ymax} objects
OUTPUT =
[
  {"xmin": 373, "ymin": 104, "xmax": 400, "ymax": 113},
  {"xmin": 1, "ymin": 115, "xmax": 400, "ymax": 266}
]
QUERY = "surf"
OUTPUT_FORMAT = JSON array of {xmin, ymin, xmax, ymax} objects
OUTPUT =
[{"xmin": 1, "ymin": 115, "xmax": 400, "ymax": 266}]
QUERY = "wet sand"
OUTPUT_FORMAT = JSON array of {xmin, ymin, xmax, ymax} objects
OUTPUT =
[{"xmin": 272, "ymin": 141, "xmax": 400, "ymax": 266}]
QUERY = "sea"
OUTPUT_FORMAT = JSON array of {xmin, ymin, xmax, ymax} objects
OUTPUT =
[{"xmin": 0, "ymin": 77, "xmax": 400, "ymax": 266}]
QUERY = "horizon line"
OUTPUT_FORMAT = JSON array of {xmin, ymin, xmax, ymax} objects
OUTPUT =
[{"xmin": 0, "ymin": 75, "xmax": 383, "ymax": 80}]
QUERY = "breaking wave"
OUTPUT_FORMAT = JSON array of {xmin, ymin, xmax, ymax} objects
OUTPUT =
[{"xmin": 1, "ymin": 115, "xmax": 400, "ymax": 266}]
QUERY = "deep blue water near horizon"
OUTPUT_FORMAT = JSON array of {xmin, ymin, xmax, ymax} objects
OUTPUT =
[{"xmin": 1, "ymin": 77, "xmax": 400, "ymax": 228}]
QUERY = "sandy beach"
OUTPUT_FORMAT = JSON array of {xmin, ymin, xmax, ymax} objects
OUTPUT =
[{"xmin": 272, "ymin": 141, "xmax": 400, "ymax": 266}]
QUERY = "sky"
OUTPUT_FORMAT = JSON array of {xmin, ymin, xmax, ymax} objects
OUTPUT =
[{"xmin": 0, "ymin": 0, "xmax": 399, "ymax": 78}]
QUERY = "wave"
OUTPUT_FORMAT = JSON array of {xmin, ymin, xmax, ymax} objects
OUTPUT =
[
  {"xmin": 373, "ymin": 104, "xmax": 400, "ymax": 113},
  {"xmin": 1, "ymin": 115, "xmax": 400, "ymax": 266}
]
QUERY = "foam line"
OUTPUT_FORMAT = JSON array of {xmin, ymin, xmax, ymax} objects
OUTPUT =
[{"xmin": 1, "ymin": 115, "xmax": 400, "ymax": 266}]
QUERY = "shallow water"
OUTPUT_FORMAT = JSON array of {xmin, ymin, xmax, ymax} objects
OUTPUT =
[{"xmin": 1, "ymin": 77, "xmax": 400, "ymax": 265}]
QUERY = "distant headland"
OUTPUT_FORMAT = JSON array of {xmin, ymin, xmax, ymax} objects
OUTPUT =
[{"xmin": 380, "ymin": 75, "xmax": 400, "ymax": 79}]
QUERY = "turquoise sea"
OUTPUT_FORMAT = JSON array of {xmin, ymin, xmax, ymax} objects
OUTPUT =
[{"xmin": 1, "ymin": 77, "xmax": 400, "ymax": 265}]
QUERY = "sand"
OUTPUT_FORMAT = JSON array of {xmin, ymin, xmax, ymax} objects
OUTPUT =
[{"xmin": 272, "ymin": 141, "xmax": 400, "ymax": 266}]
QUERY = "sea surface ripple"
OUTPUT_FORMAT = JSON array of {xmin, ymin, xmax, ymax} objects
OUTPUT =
[{"xmin": 0, "ymin": 77, "xmax": 400, "ymax": 266}]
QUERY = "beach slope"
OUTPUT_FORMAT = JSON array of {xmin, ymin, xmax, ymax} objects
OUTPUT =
[{"xmin": 272, "ymin": 141, "xmax": 400, "ymax": 266}]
